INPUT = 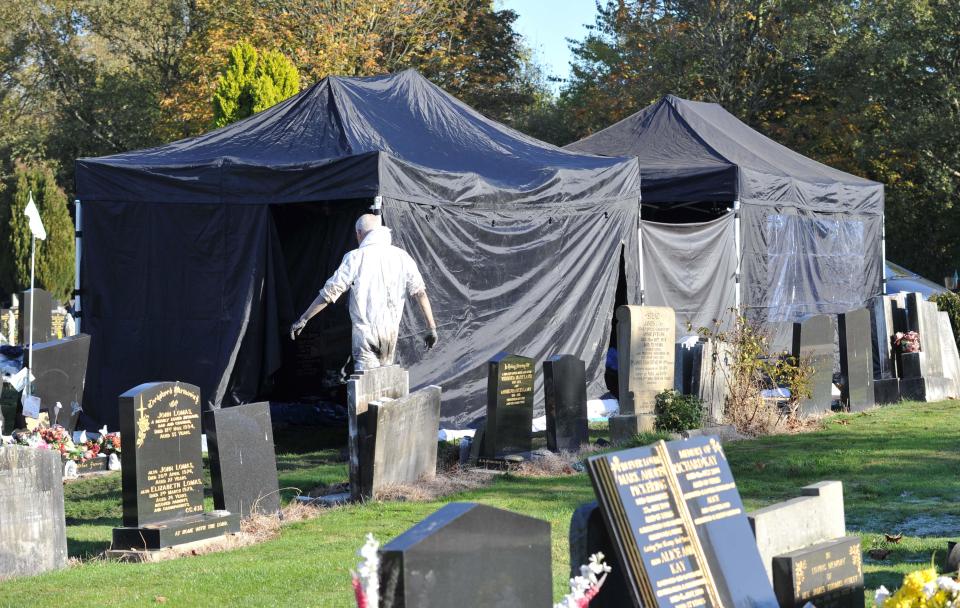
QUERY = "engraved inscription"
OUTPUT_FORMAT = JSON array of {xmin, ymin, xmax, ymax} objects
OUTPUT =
[{"xmin": 499, "ymin": 361, "xmax": 534, "ymax": 407}]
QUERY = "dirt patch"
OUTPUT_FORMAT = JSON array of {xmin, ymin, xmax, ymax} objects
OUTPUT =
[{"xmin": 373, "ymin": 467, "xmax": 493, "ymax": 502}]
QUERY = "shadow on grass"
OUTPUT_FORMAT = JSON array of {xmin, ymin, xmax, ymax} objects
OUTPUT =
[{"xmin": 67, "ymin": 538, "xmax": 112, "ymax": 559}]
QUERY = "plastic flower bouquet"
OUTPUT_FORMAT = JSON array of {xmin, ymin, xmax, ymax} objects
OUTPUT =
[
  {"xmin": 876, "ymin": 568, "xmax": 960, "ymax": 608},
  {"xmin": 893, "ymin": 331, "xmax": 921, "ymax": 354}
]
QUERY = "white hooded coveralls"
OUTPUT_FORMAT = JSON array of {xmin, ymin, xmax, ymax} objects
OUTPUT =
[{"xmin": 318, "ymin": 226, "xmax": 425, "ymax": 371}]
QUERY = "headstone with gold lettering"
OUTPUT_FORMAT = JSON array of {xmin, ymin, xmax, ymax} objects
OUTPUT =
[
  {"xmin": 481, "ymin": 353, "xmax": 535, "ymax": 460},
  {"xmin": 111, "ymin": 381, "xmax": 239, "ymax": 551},
  {"xmin": 586, "ymin": 436, "xmax": 778, "ymax": 608},
  {"xmin": 611, "ymin": 305, "xmax": 676, "ymax": 443},
  {"xmin": 772, "ymin": 536, "xmax": 864, "ymax": 608}
]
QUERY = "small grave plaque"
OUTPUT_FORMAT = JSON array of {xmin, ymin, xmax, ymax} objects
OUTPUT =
[
  {"xmin": 379, "ymin": 502, "xmax": 552, "ymax": 608},
  {"xmin": 771, "ymin": 536, "xmax": 864, "ymax": 608},
  {"xmin": 586, "ymin": 436, "xmax": 777, "ymax": 608},
  {"xmin": 347, "ymin": 366, "xmax": 409, "ymax": 501},
  {"xmin": 205, "ymin": 402, "xmax": 280, "ymax": 519},
  {"xmin": 792, "ymin": 315, "xmax": 834, "ymax": 415},
  {"xmin": 612, "ymin": 305, "xmax": 675, "ymax": 441},
  {"xmin": 368, "ymin": 385, "xmax": 442, "ymax": 495},
  {"xmin": 838, "ymin": 309, "xmax": 875, "ymax": 412},
  {"xmin": 112, "ymin": 381, "xmax": 239, "ymax": 550},
  {"xmin": 0, "ymin": 446, "xmax": 67, "ymax": 580},
  {"xmin": 18, "ymin": 288, "xmax": 53, "ymax": 345},
  {"xmin": 482, "ymin": 353, "xmax": 534, "ymax": 458},
  {"xmin": 543, "ymin": 354, "xmax": 589, "ymax": 452}
]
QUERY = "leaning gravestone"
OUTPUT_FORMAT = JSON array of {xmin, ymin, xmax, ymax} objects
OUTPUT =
[
  {"xmin": 586, "ymin": 436, "xmax": 778, "ymax": 608},
  {"xmin": 27, "ymin": 334, "xmax": 91, "ymax": 431},
  {"xmin": 482, "ymin": 353, "xmax": 535, "ymax": 459},
  {"xmin": 0, "ymin": 446, "xmax": 67, "ymax": 580},
  {"xmin": 18, "ymin": 288, "xmax": 54, "ymax": 345},
  {"xmin": 690, "ymin": 339, "xmax": 732, "ymax": 424},
  {"xmin": 367, "ymin": 385, "xmax": 442, "ymax": 496},
  {"xmin": 772, "ymin": 536, "xmax": 864, "ymax": 608},
  {"xmin": 838, "ymin": 309, "xmax": 875, "ymax": 412},
  {"xmin": 791, "ymin": 314, "xmax": 834, "ymax": 416},
  {"xmin": 347, "ymin": 366, "xmax": 409, "ymax": 502},
  {"xmin": 543, "ymin": 354, "xmax": 589, "ymax": 452},
  {"xmin": 611, "ymin": 305, "xmax": 675, "ymax": 443},
  {"xmin": 205, "ymin": 402, "xmax": 280, "ymax": 518},
  {"xmin": 379, "ymin": 502, "xmax": 552, "ymax": 608},
  {"xmin": 112, "ymin": 382, "xmax": 239, "ymax": 550}
]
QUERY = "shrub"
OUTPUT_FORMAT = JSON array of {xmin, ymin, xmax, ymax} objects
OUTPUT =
[
  {"xmin": 930, "ymin": 291, "xmax": 960, "ymax": 352},
  {"xmin": 654, "ymin": 389, "xmax": 704, "ymax": 432}
]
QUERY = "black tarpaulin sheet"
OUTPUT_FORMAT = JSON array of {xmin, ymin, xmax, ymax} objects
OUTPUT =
[
  {"xmin": 75, "ymin": 70, "xmax": 641, "ymax": 428},
  {"xmin": 641, "ymin": 214, "xmax": 737, "ymax": 336},
  {"xmin": 384, "ymin": 197, "xmax": 638, "ymax": 427},
  {"xmin": 566, "ymin": 94, "xmax": 884, "ymax": 325}
]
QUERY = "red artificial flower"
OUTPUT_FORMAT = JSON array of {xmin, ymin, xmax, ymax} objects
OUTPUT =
[{"xmin": 352, "ymin": 576, "xmax": 367, "ymax": 608}]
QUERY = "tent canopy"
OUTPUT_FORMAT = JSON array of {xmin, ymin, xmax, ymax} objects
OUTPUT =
[
  {"xmin": 78, "ymin": 69, "xmax": 638, "ymax": 207},
  {"xmin": 566, "ymin": 94, "xmax": 883, "ymax": 212},
  {"xmin": 75, "ymin": 70, "xmax": 641, "ymax": 429}
]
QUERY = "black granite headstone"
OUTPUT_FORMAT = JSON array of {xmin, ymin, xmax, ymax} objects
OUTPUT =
[
  {"xmin": 0, "ymin": 446, "xmax": 68, "ymax": 580},
  {"xmin": 379, "ymin": 502, "xmax": 552, "ymax": 608},
  {"xmin": 838, "ymin": 310, "xmax": 875, "ymax": 412},
  {"xmin": 568, "ymin": 501, "xmax": 630, "ymax": 608},
  {"xmin": 771, "ymin": 536, "xmax": 864, "ymax": 608},
  {"xmin": 482, "ymin": 353, "xmax": 534, "ymax": 458},
  {"xmin": 27, "ymin": 334, "xmax": 91, "ymax": 431},
  {"xmin": 18, "ymin": 288, "xmax": 53, "ymax": 345},
  {"xmin": 586, "ymin": 436, "xmax": 778, "ymax": 608},
  {"xmin": 205, "ymin": 402, "xmax": 280, "ymax": 519},
  {"xmin": 543, "ymin": 354, "xmax": 589, "ymax": 453},
  {"xmin": 112, "ymin": 381, "xmax": 239, "ymax": 550},
  {"xmin": 792, "ymin": 315, "xmax": 835, "ymax": 415}
]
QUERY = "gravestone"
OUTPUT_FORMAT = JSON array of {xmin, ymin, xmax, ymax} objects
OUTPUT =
[
  {"xmin": 939, "ymin": 311, "xmax": 960, "ymax": 396},
  {"xmin": 367, "ymin": 385, "xmax": 442, "ymax": 495},
  {"xmin": 612, "ymin": 305, "xmax": 675, "ymax": 442},
  {"xmin": 568, "ymin": 502, "xmax": 629, "ymax": 608},
  {"xmin": 18, "ymin": 288, "xmax": 53, "ymax": 345},
  {"xmin": 791, "ymin": 315, "xmax": 834, "ymax": 415},
  {"xmin": 0, "ymin": 446, "xmax": 67, "ymax": 580},
  {"xmin": 26, "ymin": 334, "xmax": 91, "ymax": 431},
  {"xmin": 586, "ymin": 436, "xmax": 778, "ymax": 608},
  {"xmin": 347, "ymin": 366, "xmax": 409, "ymax": 502},
  {"xmin": 482, "ymin": 353, "xmax": 534, "ymax": 459},
  {"xmin": 379, "ymin": 502, "xmax": 552, "ymax": 608},
  {"xmin": 838, "ymin": 310, "xmax": 874, "ymax": 412},
  {"xmin": 673, "ymin": 339, "xmax": 699, "ymax": 394},
  {"xmin": 205, "ymin": 402, "xmax": 280, "ymax": 519},
  {"xmin": 749, "ymin": 481, "xmax": 846, "ymax": 582},
  {"xmin": 772, "ymin": 536, "xmax": 864, "ymax": 608},
  {"xmin": 543, "ymin": 354, "xmax": 588, "ymax": 452},
  {"xmin": 906, "ymin": 293, "xmax": 944, "ymax": 377},
  {"xmin": 867, "ymin": 296, "xmax": 901, "ymax": 404},
  {"xmin": 112, "ymin": 381, "xmax": 239, "ymax": 550},
  {"xmin": 690, "ymin": 339, "xmax": 732, "ymax": 423}
]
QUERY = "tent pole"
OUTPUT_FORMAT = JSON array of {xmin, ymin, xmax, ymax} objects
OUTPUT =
[
  {"xmin": 734, "ymin": 200, "xmax": 742, "ymax": 312},
  {"xmin": 881, "ymin": 213, "xmax": 887, "ymax": 295},
  {"xmin": 74, "ymin": 199, "xmax": 82, "ymax": 333},
  {"xmin": 638, "ymin": 201, "xmax": 645, "ymax": 304}
]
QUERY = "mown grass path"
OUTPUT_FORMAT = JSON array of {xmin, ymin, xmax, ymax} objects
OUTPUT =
[{"xmin": 1, "ymin": 400, "xmax": 958, "ymax": 606}]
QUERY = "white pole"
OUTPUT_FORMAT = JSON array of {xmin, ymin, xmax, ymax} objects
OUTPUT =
[
  {"xmin": 638, "ymin": 201, "xmax": 645, "ymax": 304},
  {"xmin": 733, "ymin": 200, "xmax": 742, "ymax": 311},
  {"xmin": 881, "ymin": 213, "xmax": 887, "ymax": 295},
  {"xmin": 27, "ymin": 234, "xmax": 35, "ymax": 398},
  {"xmin": 74, "ymin": 199, "xmax": 82, "ymax": 333}
]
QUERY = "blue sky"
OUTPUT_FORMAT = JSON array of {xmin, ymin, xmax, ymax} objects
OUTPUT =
[{"xmin": 499, "ymin": 0, "xmax": 599, "ymax": 91}]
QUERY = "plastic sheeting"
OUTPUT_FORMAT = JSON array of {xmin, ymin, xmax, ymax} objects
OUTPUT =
[
  {"xmin": 384, "ymin": 197, "xmax": 638, "ymax": 427},
  {"xmin": 641, "ymin": 214, "xmax": 737, "ymax": 335}
]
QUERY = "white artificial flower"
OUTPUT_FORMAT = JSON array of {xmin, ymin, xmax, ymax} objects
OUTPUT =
[
  {"xmin": 874, "ymin": 585, "xmax": 890, "ymax": 608},
  {"xmin": 924, "ymin": 581, "xmax": 939, "ymax": 599},
  {"xmin": 355, "ymin": 533, "xmax": 379, "ymax": 608}
]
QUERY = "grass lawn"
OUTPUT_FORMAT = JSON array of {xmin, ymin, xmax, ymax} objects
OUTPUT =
[{"xmin": 2, "ymin": 400, "xmax": 960, "ymax": 607}]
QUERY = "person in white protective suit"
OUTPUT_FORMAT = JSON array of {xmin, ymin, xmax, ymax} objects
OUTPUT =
[{"xmin": 289, "ymin": 214, "xmax": 438, "ymax": 370}]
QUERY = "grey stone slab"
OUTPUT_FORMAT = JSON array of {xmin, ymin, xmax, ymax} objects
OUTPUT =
[
  {"xmin": 0, "ymin": 446, "xmax": 67, "ymax": 580},
  {"xmin": 608, "ymin": 413, "xmax": 655, "ymax": 444},
  {"xmin": 483, "ymin": 353, "xmax": 534, "ymax": 458},
  {"xmin": 792, "ymin": 315, "xmax": 835, "ymax": 416},
  {"xmin": 691, "ymin": 339, "xmax": 732, "ymax": 423},
  {"xmin": 379, "ymin": 502, "xmax": 552, "ymax": 608},
  {"xmin": 616, "ymin": 305, "xmax": 675, "ymax": 415},
  {"xmin": 368, "ymin": 385, "xmax": 442, "ymax": 496},
  {"xmin": 347, "ymin": 366, "xmax": 409, "ymax": 502},
  {"xmin": 748, "ymin": 481, "xmax": 846, "ymax": 583},
  {"xmin": 18, "ymin": 288, "xmax": 53, "ymax": 345},
  {"xmin": 543, "ymin": 354, "xmax": 588, "ymax": 452},
  {"xmin": 939, "ymin": 311, "xmax": 960, "ymax": 398},
  {"xmin": 28, "ymin": 334, "xmax": 91, "ymax": 431},
  {"xmin": 772, "ymin": 536, "xmax": 864, "ymax": 608},
  {"xmin": 838, "ymin": 309, "xmax": 874, "ymax": 412},
  {"xmin": 907, "ymin": 293, "xmax": 944, "ymax": 378},
  {"xmin": 205, "ymin": 402, "xmax": 280, "ymax": 518}
]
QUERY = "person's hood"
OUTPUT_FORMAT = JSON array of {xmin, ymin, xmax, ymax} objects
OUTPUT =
[{"xmin": 359, "ymin": 226, "xmax": 392, "ymax": 247}]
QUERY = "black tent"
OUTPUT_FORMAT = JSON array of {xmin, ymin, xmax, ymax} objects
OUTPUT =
[
  {"xmin": 566, "ymin": 95, "xmax": 884, "ymax": 336},
  {"xmin": 75, "ymin": 69, "xmax": 641, "ymax": 429}
]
